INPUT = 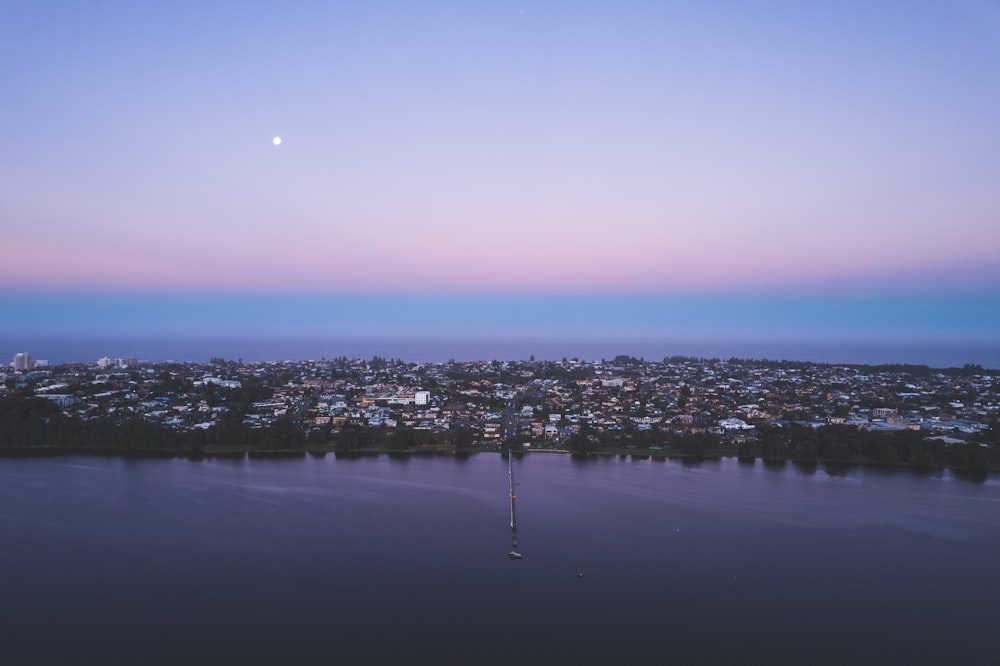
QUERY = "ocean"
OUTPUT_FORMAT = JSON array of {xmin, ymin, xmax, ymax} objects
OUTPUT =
[{"xmin": 2, "ymin": 334, "xmax": 998, "ymax": 368}]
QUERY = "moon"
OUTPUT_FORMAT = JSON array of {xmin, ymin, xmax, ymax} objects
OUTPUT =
[{"xmin": 272, "ymin": 136, "xmax": 282, "ymax": 146}]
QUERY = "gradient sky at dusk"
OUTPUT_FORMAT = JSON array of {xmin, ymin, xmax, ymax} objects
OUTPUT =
[{"xmin": 2, "ymin": 1, "xmax": 999, "ymax": 361}]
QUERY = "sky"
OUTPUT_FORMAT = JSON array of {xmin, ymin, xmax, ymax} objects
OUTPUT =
[{"xmin": 1, "ymin": 1, "xmax": 999, "ymax": 363}]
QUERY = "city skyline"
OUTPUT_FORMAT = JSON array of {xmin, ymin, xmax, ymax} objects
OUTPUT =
[{"xmin": 2, "ymin": 2, "xmax": 998, "ymax": 353}]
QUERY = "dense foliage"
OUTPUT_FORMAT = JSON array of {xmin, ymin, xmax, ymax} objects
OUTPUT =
[{"xmin": 0, "ymin": 391, "xmax": 994, "ymax": 472}]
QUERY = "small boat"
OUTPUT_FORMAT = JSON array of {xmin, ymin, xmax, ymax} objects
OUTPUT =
[{"xmin": 508, "ymin": 550, "xmax": 522, "ymax": 560}]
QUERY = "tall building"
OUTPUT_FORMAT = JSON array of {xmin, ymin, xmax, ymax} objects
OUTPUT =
[
  {"xmin": 12, "ymin": 352, "xmax": 33, "ymax": 371},
  {"xmin": 98, "ymin": 357, "xmax": 112, "ymax": 369}
]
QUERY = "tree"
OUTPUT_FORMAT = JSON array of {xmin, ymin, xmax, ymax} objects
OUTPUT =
[
  {"xmin": 262, "ymin": 416, "xmax": 304, "ymax": 450},
  {"xmin": 452, "ymin": 427, "xmax": 475, "ymax": 451},
  {"xmin": 792, "ymin": 439, "xmax": 818, "ymax": 461},
  {"xmin": 759, "ymin": 429, "xmax": 787, "ymax": 460},
  {"xmin": 567, "ymin": 429, "xmax": 596, "ymax": 453},
  {"xmin": 676, "ymin": 432, "xmax": 719, "ymax": 457},
  {"xmin": 307, "ymin": 427, "xmax": 331, "ymax": 449},
  {"xmin": 677, "ymin": 385, "xmax": 691, "ymax": 409},
  {"xmin": 876, "ymin": 440, "xmax": 899, "ymax": 465},
  {"xmin": 737, "ymin": 439, "xmax": 758, "ymax": 460}
]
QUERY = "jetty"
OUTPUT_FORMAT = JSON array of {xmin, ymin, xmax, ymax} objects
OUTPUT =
[{"xmin": 508, "ymin": 451, "xmax": 522, "ymax": 559}]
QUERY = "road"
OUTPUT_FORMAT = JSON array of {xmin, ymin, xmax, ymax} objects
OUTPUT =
[
  {"xmin": 502, "ymin": 397, "xmax": 517, "ymax": 443},
  {"xmin": 290, "ymin": 388, "xmax": 316, "ymax": 427}
]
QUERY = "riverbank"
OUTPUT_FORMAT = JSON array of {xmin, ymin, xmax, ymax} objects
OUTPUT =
[{"xmin": 2, "ymin": 443, "xmax": 996, "ymax": 476}]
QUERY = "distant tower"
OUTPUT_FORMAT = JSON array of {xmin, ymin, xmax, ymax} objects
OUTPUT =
[
  {"xmin": 12, "ymin": 352, "xmax": 33, "ymax": 371},
  {"xmin": 98, "ymin": 357, "xmax": 112, "ymax": 369}
]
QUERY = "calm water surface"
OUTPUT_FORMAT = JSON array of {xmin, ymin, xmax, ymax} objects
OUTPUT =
[
  {"xmin": 3, "ymin": 334, "xmax": 999, "ymax": 367},
  {"xmin": 1, "ymin": 454, "xmax": 997, "ymax": 665}
]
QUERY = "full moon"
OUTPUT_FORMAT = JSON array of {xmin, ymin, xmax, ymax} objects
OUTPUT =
[{"xmin": 272, "ymin": 136, "xmax": 282, "ymax": 146}]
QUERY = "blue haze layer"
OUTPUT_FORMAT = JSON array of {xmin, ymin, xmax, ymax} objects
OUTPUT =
[
  {"xmin": 4, "ymin": 293, "xmax": 997, "ymax": 339},
  {"xmin": 1, "ymin": 292, "xmax": 998, "ymax": 367}
]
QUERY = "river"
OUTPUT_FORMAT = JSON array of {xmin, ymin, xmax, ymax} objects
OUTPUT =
[{"xmin": 1, "ymin": 453, "xmax": 997, "ymax": 665}]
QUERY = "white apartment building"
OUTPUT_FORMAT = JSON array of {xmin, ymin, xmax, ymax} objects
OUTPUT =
[{"xmin": 12, "ymin": 352, "xmax": 33, "ymax": 371}]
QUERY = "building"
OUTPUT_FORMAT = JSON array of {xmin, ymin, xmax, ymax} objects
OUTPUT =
[
  {"xmin": 718, "ymin": 417, "xmax": 754, "ymax": 430},
  {"xmin": 12, "ymin": 352, "xmax": 33, "ymax": 371},
  {"xmin": 415, "ymin": 391, "xmax": 431, "ymax": 406},
  {"xmin": 40, "ymin": 394, "xmax": 79, "ymax": 408},
  {"xmin": 202, "ymin": 376, "xmax": 242, "ymax": 389},
  {"xmin": 98, "ymin": 357, "xmax": 112, "ymax": 369}
]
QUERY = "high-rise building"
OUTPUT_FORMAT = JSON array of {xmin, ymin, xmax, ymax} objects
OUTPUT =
[
  {"xmin": 98, "ymin": 357, "xmax": 112, "ymax": 369},
  {"xmin": 12, "ymin": 352, "xmax": 33, "ymax": 371}
]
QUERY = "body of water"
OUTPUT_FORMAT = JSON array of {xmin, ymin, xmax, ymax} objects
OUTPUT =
[
  {"xmin": 0, "ymin": 454, "xmax": 1000, "ymax": 664},
  {"xmin": 1, "ymin": 454, "xmax": 998, "ymax": 665},
  {"xmin": 3, "ymin": 334, "xmax": 999, "ymax": 368}
]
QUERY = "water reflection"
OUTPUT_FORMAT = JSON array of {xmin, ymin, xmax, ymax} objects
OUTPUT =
[
  {"xmin": 0, "ymin": 454, "xmax": 996, "ymax": 665},
  {"xmin": 951, "ymin": 469, "xmax": 989, "ymax": 483},
  {"xmin": 905, "ymin": 465, "xmax": 941, "ymax": 480},
  {"xmin": 247, "ymin": 450, "xmax": 305, "ymax": 459},
  {"xmin": 333, "ymin": 450, "xmax": 379, "ymax": 460},
  {"xmin": 679, "ymin": 457, "xmax": 721, "ymax": 469},
  {"xmin": 821, "ymin": 462, "xmax": 852, "ymax": 477},
  {"xmin": 792, "ymin": 460, "xmax": 818, "ymax": 475}
]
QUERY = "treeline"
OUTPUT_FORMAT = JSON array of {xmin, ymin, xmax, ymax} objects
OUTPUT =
[
  {"xmin": 0, "ymin": 396, "xmax": 305, "ymax": 453},
  {"xmin": 199, "ymin": 422, "xmax": 476, "ymax": 454},
  {"xmin": 660, "ymin": 356, "xmax": 997, "ymax": 377},
  {"xmin": 748, "ymin": 423, "xmax": 993, "ymax": 471},
  {"xmin": 566, "ymin": 427, "xmax": 721, "ymax": 456},
  {"xmin": 316, "ymin": 425, "xmax": 476, "ymax": 453},
  {"xmin": 837, "ymin": 362, "xmax": 997, "ymax": 378},
  {"xmin": 565, "ymin": 420, "xmax": 996, "ymax": 472},
  {"xmin": 0, "ymin": 396, "xmax": 476, "ymax": 455},
  {"xmin": 1, "ymin": 396, "xmax": 994, "ymax": 471},
  {"xmin": 0, "ymin": 396, "xmax": 203, "ymax": 453}
]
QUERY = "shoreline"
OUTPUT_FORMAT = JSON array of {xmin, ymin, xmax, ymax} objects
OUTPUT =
[{"xmin": 0, "ymin": 445, "xmax": 993, "ymax": 476}]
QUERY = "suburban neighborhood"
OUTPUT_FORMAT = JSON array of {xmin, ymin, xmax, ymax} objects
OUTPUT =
[{"xmin": 3, "ymin": 351, "xmax": 996, "ymax": 470}]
